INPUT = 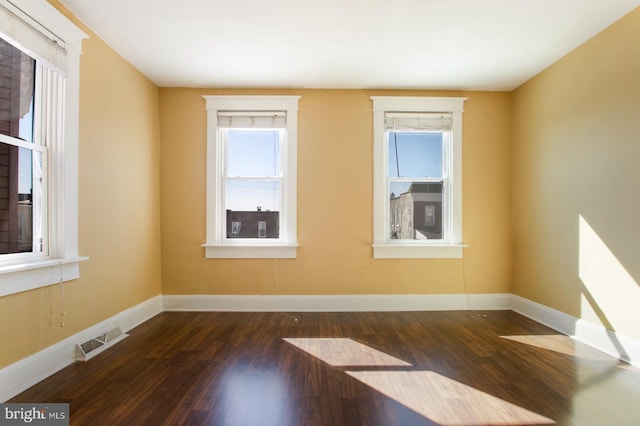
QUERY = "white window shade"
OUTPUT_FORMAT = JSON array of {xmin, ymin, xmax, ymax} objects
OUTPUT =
[
  {"xmin": 0, "ymin": 2, "xmax": 67, "ymax": 72},
  {"xmin": 384, "ymin": 112, "xmax": 452, "ymax": 131},
  {"xmin": 218, "ymin": 111, "xmax": 286, "ymax": 129}
]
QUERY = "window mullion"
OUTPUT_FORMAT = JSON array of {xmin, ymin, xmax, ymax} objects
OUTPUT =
[
  {"xmin": 216, "ymin": 127, "xmax": 227, "ymax": 244},
  {"xmin": 443, "ymin": 130, "xmax": 454, "ymax": 241},
  {"xmin": 277, "ymin": 129, "xmax": 285, "ymax": 236}
]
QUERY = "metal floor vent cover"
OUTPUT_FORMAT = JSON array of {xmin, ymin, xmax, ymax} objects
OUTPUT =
[{"xmin": 76, "ymin": 327, "xmax": 129, "ymax": 361}]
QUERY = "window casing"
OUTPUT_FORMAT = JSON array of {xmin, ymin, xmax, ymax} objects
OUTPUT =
[
  {"xmin": 0, "ymin": 0, "xmax": 87, "ymax": 297},
  {"xmin": 202, "ymin": 96, "xmax": 300, "ymax": 258},
  {"xmin": 371, "ymin": 96, "xmax": 466, "ymax": 259}
]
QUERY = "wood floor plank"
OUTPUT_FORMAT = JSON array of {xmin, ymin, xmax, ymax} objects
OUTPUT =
[{"xmin": 9, "ymin": 310, "xmax": 640, "ymax": 425}]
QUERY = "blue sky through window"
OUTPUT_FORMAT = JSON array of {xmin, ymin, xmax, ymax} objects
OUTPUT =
[
  {"xmin": 226, "ymin": 180, "xmax": 279, "ymax": 211},
  {"xmin": 227, "ymin": 130, "xmax": 279, "ymax": 176},
  {"xmin": 388, "ymin": 132, "xmax": 443, "ymax": 196},
  {"xmin": 226, "ymin": 130, "xmax": 280, "ymax": 211}
]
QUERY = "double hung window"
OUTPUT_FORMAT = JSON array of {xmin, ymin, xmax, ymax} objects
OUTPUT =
[
  {"xmin": 221, "ymin": 113, "xmax": 283, "ymax": 240},
  {"xmin": 203, "ymin": 96, "xmax": 300, "ymax": 258},
  {"xmin": 0, "ymin": 0, "xmax": 87, "ymax": 296},
  {"xmin": 0, "ymin": 37, "xmax": 43, "ymax": 257},
  {"xmin": 372, "ymin": 96, "xmax": 466, "ymax": 259}
]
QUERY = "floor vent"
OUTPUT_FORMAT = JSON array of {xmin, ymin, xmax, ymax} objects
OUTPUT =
[{"xmin": 76, "ymin": 327, "xmax": 128, "ymax": 361}]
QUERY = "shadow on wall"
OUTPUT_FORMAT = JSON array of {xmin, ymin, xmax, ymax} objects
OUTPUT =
[{"xmin": 578, "ymin": 214, "xmax": 639, "ymax": 361}]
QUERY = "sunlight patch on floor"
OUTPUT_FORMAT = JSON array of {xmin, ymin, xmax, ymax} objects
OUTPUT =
[
  {"xmin": 347, "ymin": 370, "xmax": 556, "ymax": 426},
  {"xmin": 501, "ymin": 335, "xmax": 613, "ymax": 361},
  {"xmin": 283, "ymin": 338, "xmax": 412, "ymax": 367},
  {"xmin": 284, "ymin": 337, "xmax": 555, "ymax": 425}
]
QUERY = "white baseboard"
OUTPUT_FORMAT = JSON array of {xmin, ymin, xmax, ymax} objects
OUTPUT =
[
  {"xmin": 162, "ymin": 293, "xmax": 512, "ymax": 312},
  {"xmin": 572, "ymin": 319, "xmax": 640, "ymax": 367},
  {"xmin": 510, "ymin": 294, "xmax": 640, "ymax": 367},
  {"xmin": 510, "ymin": 294, "xmax": 578, "ymax": 335},
  {"xmin": 0, "ymin": 295, "xmax": 163, "ymax": 402}
]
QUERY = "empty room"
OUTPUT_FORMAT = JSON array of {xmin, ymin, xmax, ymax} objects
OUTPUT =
[{"xmin": 1, "ymin": 0, "xmax": 639, "ymax": 424}]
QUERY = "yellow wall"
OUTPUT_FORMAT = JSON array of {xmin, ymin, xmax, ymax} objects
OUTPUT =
[
  {"xmin": 160, "ymin": 89, "xmax": 512, "ymax": 296},
  {"xmin": 0, "ymin": 2, "xmax": 162, "ymax": 368},
  {"xmin": 511, "ymin": 8, "xmax": 640, "ymax": 340}
]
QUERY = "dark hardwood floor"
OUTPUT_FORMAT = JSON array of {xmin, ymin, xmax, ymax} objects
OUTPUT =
[{"xmin": 10, "ymin": 310, "xmax": 640, "ymax": 425}]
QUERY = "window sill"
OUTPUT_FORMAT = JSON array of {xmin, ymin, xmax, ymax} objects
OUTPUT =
[
  {"xmin": 0, "ymin": 256, "xmax": 90, "ymax": 297},
  {"xmin": 203, "ymin": 244, "xmax": 298, "ymax": 259},
  {"xmin": 373, "ymin": 243, "xmax": 466, "ymax": 259}
]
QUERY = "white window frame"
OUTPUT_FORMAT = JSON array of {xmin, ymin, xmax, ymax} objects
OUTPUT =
[
  {"xmin": 371, "ymin": 96, "xmax": 466, "ymax": 259},
  {"xmin": 220, "ymin": 124, "xmax": 284, "ymax": 242},
  {"xmin": 202, "ymin": 95, "xmax": 300, "ymax": 258},
  {"xmin": 0, "ymin": 0, "xmax": 88, "ymax": 297}
]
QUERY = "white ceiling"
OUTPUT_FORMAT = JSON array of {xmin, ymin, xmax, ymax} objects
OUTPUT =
[{"xmin": 58, "ymin": 0, "xmax": 640, "ymax": 90}]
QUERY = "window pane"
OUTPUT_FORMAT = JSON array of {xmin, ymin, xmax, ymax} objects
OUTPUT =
[
  {"xmin": 388, "ymin": 132, "xmax": 442, "ymax": 179},
  {"xmin": 225, "ymin": 180, "xmax": 280, "ymax": 239},
  {"xmin": 227, "ymin": 130, "xmax": 279, "ymax": 176},
  {"xmin": 389, "ymin": 181, "xmax": 443, "ymax": 240},
  {"xmin": 226, "ymin": 180, "xmax": 280, "ymax": 212},
  {"xmin": 0, "ymin": 38, "xmax": 35, "ymax": 142},
  {"xmin": 0, "ymin": 142, "xmax": 43, "ymax": 254}
]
